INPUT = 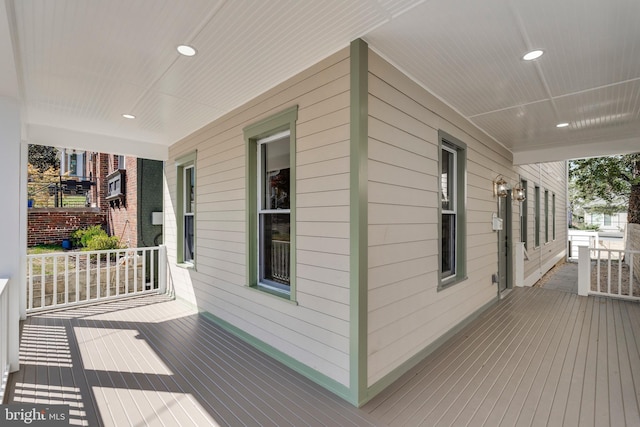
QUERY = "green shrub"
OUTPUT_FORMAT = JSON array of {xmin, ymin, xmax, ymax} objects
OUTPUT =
[
  {"xmin": 71, "ymin": 225, "xmax": 121, "ymax": 250},
  {"xmin": 85, "ymin": 235, "xmax": 122, "ymax": 251}
]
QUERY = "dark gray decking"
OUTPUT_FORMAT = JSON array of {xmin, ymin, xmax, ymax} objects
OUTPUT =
[{"xmin": 7, "ymin": 287, "xmax": 640, "ymax": 426}]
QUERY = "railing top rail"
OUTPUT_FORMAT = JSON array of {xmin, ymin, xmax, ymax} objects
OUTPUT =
[
  {"xmin": 0, "ymin": 277, "xmax": 8, "ymax": 295},
  {"xmin": 26, "ymin": 246, "xmax": 162, "ymax": 258},
  {"xmin": 589, "ymin": 247, "xmax": 640, "ymax": 255}
]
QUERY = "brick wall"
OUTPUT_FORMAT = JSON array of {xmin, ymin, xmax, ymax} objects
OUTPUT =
[
  {"xmin": 107, "ymin": 155, "xmax": 138, "ymax": 247},
  {"xmin": 27, "ymin": 208, "xmax": 106, "ymax": 247}
]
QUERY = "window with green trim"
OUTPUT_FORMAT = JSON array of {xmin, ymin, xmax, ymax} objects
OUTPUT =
[
  {"xmin": 176, "ymin": 152, "xmax": 196, "ymax": 267},
  {"xmin": 244, "ymin": 106, "xmax": 298, "ymax": 299},
  {"xmin": 520, "ymin": 180, "xmax": 528, "ymax": 249},
  {"xmin": 534, "ymin": 185, "xmax": 540, "ymax": 247},
  {"xmin": 439, "ymin": 131, "xmax": 466, "ymax": 289},
  {"xmin": 552, "ymin": 193, "xmax": 556, "ymax": 240},
  {"xmin": 544, "ymin": 189, "xmax": 549, "ymax": 244}
]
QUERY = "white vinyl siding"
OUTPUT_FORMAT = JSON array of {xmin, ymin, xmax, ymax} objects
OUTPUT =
[{"xmin": 167, "ymin": 48, "xmax": 351, "ymax": 386}]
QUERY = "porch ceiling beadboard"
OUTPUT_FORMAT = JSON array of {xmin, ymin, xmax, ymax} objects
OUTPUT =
[{"xmin": 3, "ymin": 0, "xmax": 639, "ymax": 161}]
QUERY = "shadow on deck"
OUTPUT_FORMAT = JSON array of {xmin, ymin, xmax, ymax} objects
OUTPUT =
[{"xmin": 6, "ymin": 287, "xmax": 640, "ymax": 426}]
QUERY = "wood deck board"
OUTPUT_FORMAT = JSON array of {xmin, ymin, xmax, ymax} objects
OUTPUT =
[
  {"xmin": 364, "ymin": 287, "xmax": 640, "ymax": 427},
  {"xmin": 7, "ymin": 287, "xmax": 640, "ymax": 427}
]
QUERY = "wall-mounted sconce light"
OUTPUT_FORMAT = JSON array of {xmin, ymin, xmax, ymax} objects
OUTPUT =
[
  {"xmin": 493, "ymin": 176, "xmax": 510, "ymax": 198},
  {"xmin": 513, "ymin": 181, "xmax": 526, "ymax": 202}
]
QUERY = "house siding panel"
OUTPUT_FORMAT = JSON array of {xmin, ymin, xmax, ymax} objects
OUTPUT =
[
  {"xmin": 366, "ymin": 50, "xmax": 566, "ymax": 387},
  {"xmin": 166, "ymin": 48, "xmax": 351, "ymax": 386}
]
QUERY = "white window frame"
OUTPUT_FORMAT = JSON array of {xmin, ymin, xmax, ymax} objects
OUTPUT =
[
  {"xmin": 257, "ymin": 130, "xmax": 291, "ymax": 295},
  {"xmin": 441, "ymin": 145, "xmax": 457, "ymax": 281},
  {"xmin": 183, "ymin": 164, "xmax": 195, "ymax": 265}
]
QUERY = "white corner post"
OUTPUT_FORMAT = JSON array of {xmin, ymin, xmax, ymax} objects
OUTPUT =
[
  {"xmin": 514, "ymin": 242, "xmax": 525, "ymax": 287},
  {"xmin": 0, "ymin": 97, "xmax": 22, "ymax": 372},
  {"xmin": 578, "ymin": 246, "xmax": 590, "ymax": 296},
  {"xmin": 158, "ymin": 245, "xmax": 167, "ymax": 294}
]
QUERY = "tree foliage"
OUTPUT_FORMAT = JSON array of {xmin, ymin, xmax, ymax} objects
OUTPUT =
[
  {"xmin": 569, "ymin": 154, "xmax": 640, "ymax": 224},
  {"xmin": 28, "ymin": 144, "xmax": 60, "ymax": 173}
]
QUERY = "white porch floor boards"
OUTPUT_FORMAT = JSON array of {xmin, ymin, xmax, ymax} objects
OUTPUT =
[
  {"xmin": 6, "ymin": 295, "xmax": 379, "ymax": 427},
  {"xmin": 6, "ymin": 287, "xmax": 640, "ymax": 426},
  {"xmin": 363, "ymin": 287, "xmax": 640, "ymax": 427}
]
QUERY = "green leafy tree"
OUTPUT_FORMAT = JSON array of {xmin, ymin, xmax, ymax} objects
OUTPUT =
[
  {"xmin": 28, "ymin": 144, "xmax": 60, "ymax": 172},
  {"xmin": 569, "ymin": 154, "xmax": 640, "ymax": 224}
]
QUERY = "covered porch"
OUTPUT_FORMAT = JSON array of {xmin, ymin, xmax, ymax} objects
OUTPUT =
[{"xmin": 6, "ymin": 286, "xmax": 640, "ymax": 426}]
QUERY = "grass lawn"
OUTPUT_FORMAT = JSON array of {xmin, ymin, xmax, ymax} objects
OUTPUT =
[{"xmin": 28, "ymin": 244, "xmax": 65, "ymax": 255}]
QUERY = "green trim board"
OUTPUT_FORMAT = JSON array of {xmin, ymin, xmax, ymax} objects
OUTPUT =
[
  {"xmin": 349, "ymin": 38, "xmax": 369, "ymax": 406},
  {"xmin": 438, "ymin": 130, "xmax": 468, "ymax": 291},
  {"xmin": 175, "ymin": 151, "xmax": 197, "ymax": 268},
  {"xmin": 243, "ymin": 105, "xmax": 298, "ymax": 302},
  {"xmin": 363, "ymin": 295, "xmax": 499, "ymax": 404}
]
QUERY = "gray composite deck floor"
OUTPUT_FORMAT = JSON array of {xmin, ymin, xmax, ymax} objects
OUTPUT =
[{"xmin": 6, "ymin": 287, "xmax": 640, "ymax": 426}]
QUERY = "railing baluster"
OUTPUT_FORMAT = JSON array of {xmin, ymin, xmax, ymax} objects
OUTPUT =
[
  {"xmin": 106, "ymin": 252, "xmax": 111, "ymax": 298},
  {"xmin": 607, "ymin": 250, "xmax": 611, "ymax": 294},
  {"xmin": 64, "ymin": 254, "xmax": 69, "ymax": 305},
  {"xmin": 151, "ymin": 248, "xmax": 156, "ymax": 290},
  {"xmin": 40, "ymin": 256, "xmax": 45, "ymax": 308},
  {"xmin": 125, "ymin": 250, "xmax": 129, "ymax": 294},
  {"xmin": 28, "ymin": 258, "xmax": 33, "ymax": 311},
  {"xmin": 629, "ymin": 252, "xmax": 634, "ymax": 297},
  {"xmin": 116, "ymin": 250, "xmax": 121, "ymax": 296},
  {"xmin": 75, "ymin": 254, "xmax": 80, "ymax": 303},
  {"xmin": 133, "ymin": 250, "xmax": 138, "ymax": 293},
  {"xmin": 596, "ymin": 249, "xmax": 601, "ymax": 293},
  {"xmin": 53, "ymin": 256, "xmax": 58, "ymax": 306},
  {"xmin": 96, "ymin": 253, "xmax": 101, "ymax": 299},
  {"xmin": 86, "ymin": 253, "xmax": 90, "ymax": 301},
  {"xmin": 618, "ymin": 252, "xmax": 623, "ymax": 296}
]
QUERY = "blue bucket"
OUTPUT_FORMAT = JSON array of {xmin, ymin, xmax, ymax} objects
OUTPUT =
[{"xmin": 62, "ymin": 239, "xmax": 72, "ymax": 250}]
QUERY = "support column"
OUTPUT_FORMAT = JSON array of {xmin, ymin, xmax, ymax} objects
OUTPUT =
[{"xmin": 0, "ymin": 97, "xmax": 22, "ymax": 371}]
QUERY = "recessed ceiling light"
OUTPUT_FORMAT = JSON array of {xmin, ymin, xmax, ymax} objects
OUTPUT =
[
  {"xmin": 523, "ymin": 50, "xmax": 544, "ymax": 61},
  {"xmin": 177, "ymin": 45, "xmax": 197, "ymax": 57},
  {"xmin": 122, "ymin": 114, "xmax": 136, "ymax": 119},
  {"xmin": 556, "ymin": 122, "xmax": 569, "ymax": 128}
]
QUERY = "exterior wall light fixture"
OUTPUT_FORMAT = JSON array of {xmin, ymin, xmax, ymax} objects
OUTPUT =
[
  {"xmin": 494, "ymin": 176, "xmax": 510, "ymax": 198},
  {"xmin": 513, "ymin": 181, "xmax": 526, "ymax": 202}
]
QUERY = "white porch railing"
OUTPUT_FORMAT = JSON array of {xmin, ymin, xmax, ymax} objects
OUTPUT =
[
  {"xmin": 0, "ymin": 277, "xmax": 9, "ymax": 403},
  {"xmin": 271, "ymin": 240, "xmax": 290, "ymax": 284},
  {"xmin": 568, "ymin": 230, "xmax": 599, "ymax": 260},
  {"xmin": 578, "ymin": 246, "xmax": 640, "ymax": 301},
  {"xmin": 26, "ymin": 246, "xmax": 166, "ymax": 314}
]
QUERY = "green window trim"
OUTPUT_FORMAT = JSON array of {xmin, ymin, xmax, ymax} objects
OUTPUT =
[
  {"xmin": 176, "ymin": 151, "xmax": 197, "ymax": 268},
  {"xmin": 544, "ymin": 189, "xmax": 549, "ymax": 244},
  {"xmin": 244, "ymin": 105, "xmax": 298, "ymax": 302},
  {"xmin": 552, "ymin": 193, "xmax": 556, "ymax": 240},
  {"xmin": 534, "ymin": 185, "xmax": 541, "ymax": 248},
  {"xmin": 438, "ymin": 130, "xmax": 467, "ymax": 291},
  {"xmin": 520, "ymin": 179, "xmax": 528, "ymax": 249}
]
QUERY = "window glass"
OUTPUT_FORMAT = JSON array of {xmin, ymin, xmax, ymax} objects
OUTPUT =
[{"xmin": 258, "ymin": 132, "xmax": 291, "ymax": 292}]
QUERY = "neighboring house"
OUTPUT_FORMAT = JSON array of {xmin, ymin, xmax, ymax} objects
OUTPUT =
[
  {"xmin": 27, "ymin": 149, "xmax": 163, "ymax": 248},
  {"xmin": 165, "ymin": 40, "xmax": 567, "ymax": 406},
  {"xmin": 87, "ymin": 153, "xmax": 163, "ymax": 248}
]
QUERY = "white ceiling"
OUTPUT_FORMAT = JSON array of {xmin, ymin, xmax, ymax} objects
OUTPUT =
[{"xmin": 2, "ymin": 0, "xmax": 639, "ymax": 162}]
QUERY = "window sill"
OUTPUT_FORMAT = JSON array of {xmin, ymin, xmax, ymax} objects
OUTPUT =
[
  {"xmin": 248, "ymin": 284, "xmax": 298, "ymax": 305},
  {"xmin": 176, "ymin": 262, "xmax": 196, "ymax": 271},
  {"xmin": 438, "ymin": 275, "xmax": 468, "ymax": 292}
]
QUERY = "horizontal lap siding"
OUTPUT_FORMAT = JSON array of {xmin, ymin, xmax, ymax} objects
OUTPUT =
[
  {"xmin": 517, "ymin": 162, "xmax": 567, "ymax": 285},
  {"xmin": 367, "ymin": 51, "xmax": 512, "ymax": 386},
  {"xmin": 167, "ymin": 48, "xmax": 351, "ymax": 386}
]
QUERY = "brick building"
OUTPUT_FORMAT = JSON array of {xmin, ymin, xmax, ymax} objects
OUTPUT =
[{"xmin": 87, "ymin": 153, "xmax": 163, "ymax": 248}]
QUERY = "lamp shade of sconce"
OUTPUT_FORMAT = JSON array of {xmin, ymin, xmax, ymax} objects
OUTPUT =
[
  {"xmin": 494, "ymin": 176, "xmax": 510, "ymax": 198},
  {"xmin": 513, "ymin": 181, "xmax": 526, "ymax": 202}
]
